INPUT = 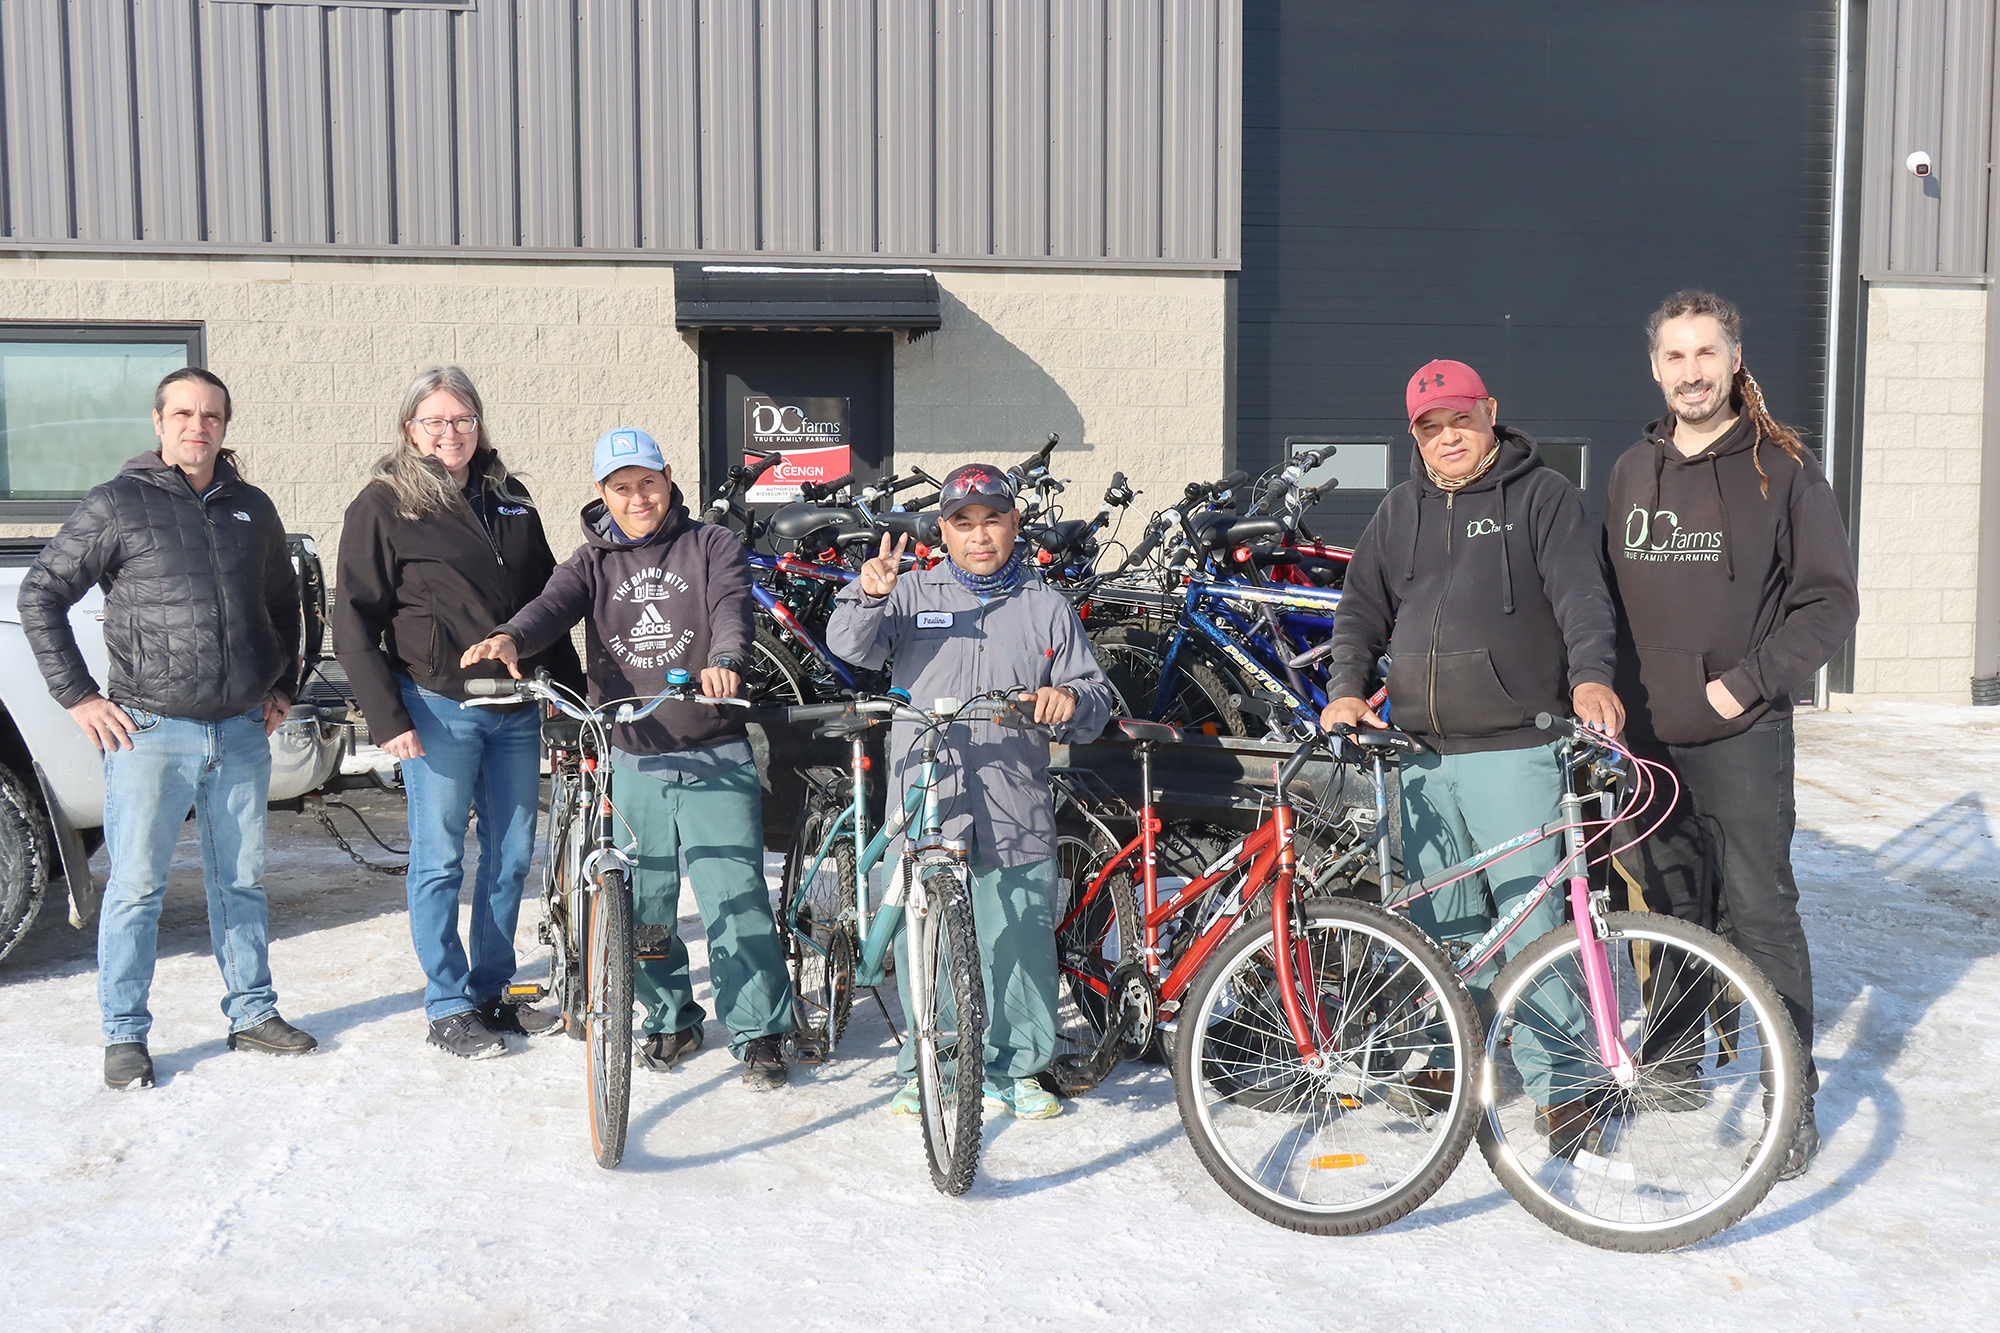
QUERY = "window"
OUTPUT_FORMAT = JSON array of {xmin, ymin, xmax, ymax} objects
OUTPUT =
[
  {"xmin": 0, "ymin": 323, "xmax": 204, "ymax": 519},
  {"xmin": 1537, "ymin": 439, "xmax": 1591, "ymax": 491},
  {"xmin": 1286, "ymin": 435, "xmax": 1393, "ymax": 492}
]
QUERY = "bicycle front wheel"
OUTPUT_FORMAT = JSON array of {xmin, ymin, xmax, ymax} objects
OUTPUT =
[
  {"xmin": 914, "ymin": 868, "xmax": 986, "ymax": 1196},
  {"xmin": 583, "ymin": 868, "xmax": 635, "ymax": 1169},
  {"xmin": 1173, "ymin": 900, "xmax": 1480, "ymax": 1234},
  {"xmin": 1477, "ymin": 911, "xmax": 1807, "ymax": 1252},
  {"xmin": 781, "ymin": 795, "xmax": 858, "ymax": 1060}
]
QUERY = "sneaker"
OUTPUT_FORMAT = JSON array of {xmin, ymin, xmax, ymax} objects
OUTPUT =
[
  {"xmin": 1777, "ymin": 1097, "xmax": 1820, "ymax": 1181},
  {"xmin": 104, "ymin": 1042, "xmax": 154, "ymax": 1090},
  {"xmin": 1537, "ymin": 1099, "xmax": 1603, "ymax": 1160},
  {"xmin": 426, "ymin": 1010, "xmax": 505, "ymax": 1060},
  {"xmin": 741, "ymin": 1034, "xmax": 788, "ymax": 1090},
  {"xmin": 227, "ymin": 1015, "xmax": 320, "ymax": 1055},
  {"xmin": 636, "ymin": 1026, "xmax": 704, "ymax": 1072},
  {"xmin": 1641, "ymin": 1060, "xmax": 1709, "ymax": 1112},
  {"xmin": 889, "ymin": 1077, "xmax": 922, "ymax": 1115},
  {"xmin": 1382, "ymin": 1069, "xmax": 1454, "ymax": 1119},
  {"xmin": 983, "ymin": 1077, "xmax": 1061, "ymax": 1121},
  {"xmin": 479, "ymin": 999, "xmax": 562, "ymax": 1036}
]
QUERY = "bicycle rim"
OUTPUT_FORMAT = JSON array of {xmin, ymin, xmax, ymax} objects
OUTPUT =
[
  {"xmin": 1174, "ymin": 900, "xmax": 1480, "ymax": 1234},
  {"xmin": 1477, "ymin": 911, "xmax": 1806, "ymax": 1251},
  {"xmin": 584, "ymin": 869, "xmax": 635, "ymax": 1169},
  {"xmin": 915, "ymin": 870, "xmax": 985, "ymax": 1196}
]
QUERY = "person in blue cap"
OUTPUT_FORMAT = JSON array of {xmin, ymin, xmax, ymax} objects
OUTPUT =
[{"xmin": 461, "ymin": 428, "xmax": 795, "ymax": 1088}]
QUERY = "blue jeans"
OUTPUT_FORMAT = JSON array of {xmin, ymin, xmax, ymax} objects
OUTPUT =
[
  {"xmin": 99, "ymin": 705, "xmax": 277, "ymax": 1044},
  {"xmin": 399, "ymin": 679, "xmax": 543, "ymax": 1023}
]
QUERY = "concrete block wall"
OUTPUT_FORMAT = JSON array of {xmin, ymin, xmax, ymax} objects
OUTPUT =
[
  {"xmin": 1852, "ymin": 282, "xmax": 1986, "ymax": 702},
  {"xmin": 0, "ymin": 253, "xmax": 1225, "ymax": 576}
]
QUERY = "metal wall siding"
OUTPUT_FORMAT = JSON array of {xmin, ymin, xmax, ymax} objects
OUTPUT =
[
  {"xmin": 1862, "ymin": 0, "xmax": 1994, "ymax": 276},
  {"xmin": 580, "ymin": 0, "xmax": 641, "ymax": 249},
  {"xmin": 0, "ymin": 0, "xmax": 1236, "ymax": 265},
  {"xmin": 817, "ymin": 0, "xmax": 875, "ymax": 253},
  {"xmin": 759, "ymin": 0, "xmax": 818, "ymax": 253},
  {"xmin": 391, "ymin": 6, "xmax": 455, "ymax": 247},
  {"xmin": 134, "ymin": 0, "xmax": 202, "ymax": 242}
]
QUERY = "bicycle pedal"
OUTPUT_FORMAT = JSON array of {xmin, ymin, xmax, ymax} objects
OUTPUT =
[
  {"xmin": 1048, "ymin": 1052, "xmax": 1106, "ymax": 1097},
  {"xmin": 787, "ymin": 1036, "xmax": 830, "ymax": 1065},
  {"xmin": 501, "ymin": 983, "xmax": 546, "ymax": 1004}
]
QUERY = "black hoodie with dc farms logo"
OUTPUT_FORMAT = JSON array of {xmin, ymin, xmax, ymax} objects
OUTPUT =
[
  {"xmin": 1602, "ymin": 413, "xmax": 1858, "ymax": 746},
  {"xmin": 1324, "ymin": 426, "xmax": 1617, "ymax": 754}
]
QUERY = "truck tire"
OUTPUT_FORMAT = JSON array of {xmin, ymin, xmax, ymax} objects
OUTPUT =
[{"xmin": 0, "ymin": 765, "xmax": 56, "ymax": 963}]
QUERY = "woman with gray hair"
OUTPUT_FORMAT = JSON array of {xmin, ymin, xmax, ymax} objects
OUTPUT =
[{"xmin": 333, "ymin": 366, "xmax": 580, "ymax": 1059}]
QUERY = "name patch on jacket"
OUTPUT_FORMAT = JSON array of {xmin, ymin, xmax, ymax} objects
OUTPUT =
[{"xmin": 916, "ymin": 611, "xmax": 953, "ymax": 628}]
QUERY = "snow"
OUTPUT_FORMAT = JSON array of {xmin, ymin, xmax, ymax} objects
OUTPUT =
[{"xmin": 2, "ymin": 702, "xmax": 1996, "ymax": 1331}]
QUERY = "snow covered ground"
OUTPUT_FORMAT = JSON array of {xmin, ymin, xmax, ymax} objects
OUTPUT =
[{"xmin": 2, "ymin": 702, "xmax": 1995, "ymax": 1331}]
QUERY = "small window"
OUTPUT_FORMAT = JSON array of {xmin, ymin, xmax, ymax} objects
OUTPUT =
[
  {"xmin": 1537, "ymin": 438, "xmax": 1591, "ymax": 490},
  {"xmin": 1286, "ymin": 435, "xmax": 1393, "ymax": 492},
  {"xmin": 0, "ymin": 323, "xmax": 205, "ymax": 520}
]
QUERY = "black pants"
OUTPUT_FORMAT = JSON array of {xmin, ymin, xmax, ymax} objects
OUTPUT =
[{"xmin": 1623, "ymin": 716, "xmax": 1817, "ymax": 1091}]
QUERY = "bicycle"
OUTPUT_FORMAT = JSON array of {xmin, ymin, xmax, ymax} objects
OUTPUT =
[
  {"xmin": 774, "ymin": 686, "xmax": 1048, "ymax": 1196},
  {"xmin": 465, "ymin": 668, "xmax": 747, "ymax": 1170}
]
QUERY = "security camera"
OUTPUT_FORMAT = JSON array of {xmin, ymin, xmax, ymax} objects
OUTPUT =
[{"xmin": 1907, "ymin": 150, "xmax": 1933, "ymax": 178}]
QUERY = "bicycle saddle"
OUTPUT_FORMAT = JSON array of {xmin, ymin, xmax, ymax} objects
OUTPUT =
[
  {"xmin": 874, "ymin": 511, "xmax": 941, "ymax": 546},
  {"xmin": 1350, "ymin": 728, "xmax": 1421, "ymax": 752},
  {"xmin": 1035, "ymin": 519, "xmax": 1093, "ymax": 553},
  {"xmin": 1117, "ymin": 718, "xmax": 1181, "ymax": 745},
  {"xmin": 1190, "ymin": 513, "xmax": 1288, "ymax": 549},
  {"xmin": 812, "ymin": 712, "xmax": 883, "ymax": 739},
  {"xmin": 768, "ymin": 503, "xmax": 866, "ymax": 540}
]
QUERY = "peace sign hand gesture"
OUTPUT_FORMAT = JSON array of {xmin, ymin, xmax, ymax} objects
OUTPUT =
[{"xmin": 859, "ymin": 531, "xmax": 910, "ymax": 598}]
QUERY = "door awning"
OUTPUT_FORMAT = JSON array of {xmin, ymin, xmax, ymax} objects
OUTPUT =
[{"xmin": 672, "ymin": 264, "xmax": 942, "ymax": 333}]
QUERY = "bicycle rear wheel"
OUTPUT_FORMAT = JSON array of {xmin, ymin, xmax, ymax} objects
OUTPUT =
[
  {"xmin": 1477, "ymin": 911, "xmax": 1806, "ymax": 1251},
  {"xmin": 583, "ymin": 868, "xmax": 635, "ymax": 1169},
  {"xmin": 781, "ymin": 795, "xmax": 858, "ymax": 1061},
  {"xmin": 914, "ymin": 868, "xmax": 986, "ymax": 1196},
  {"xmin": 1173, "ymin": 899, "xmax": 1479, "ymax": 1234},
  {"xmin": 1052, "ymin": 826, "xmax": 1139, "ymax": 1062}
]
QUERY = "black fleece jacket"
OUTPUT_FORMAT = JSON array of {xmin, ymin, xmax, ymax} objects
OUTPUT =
[
  {"xmin": 1602, "ymin": 413, "xmax": 1858, "ymax": 746},
  {"xmin": 1324, "ymin": 427, "xmax": 1617, "ymax": 754},
  {"xmin": 332, "ymin": 449, "xmax": 582, "ymax": 741},
  {"xmin": 495, "ymin": 487, "xmax": 754, "ymax": 757},
  {"xmin": 20, "ymin": 452, "xmax": 300, "ymax": 721}
]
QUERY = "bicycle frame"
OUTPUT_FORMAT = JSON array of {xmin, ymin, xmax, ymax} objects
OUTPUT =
[
  {"xmin": 1155, "ymin": 578, "xmax": 1343, "ymax": 730},
  {"xmin": 748, "ymin": 551, "xmax": 859, "ymax": 689}
]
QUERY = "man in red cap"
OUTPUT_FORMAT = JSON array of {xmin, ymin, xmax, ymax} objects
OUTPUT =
[{"xmin": 1319, "ymin": 359, "xmax": 1624, "ymax": 1157}]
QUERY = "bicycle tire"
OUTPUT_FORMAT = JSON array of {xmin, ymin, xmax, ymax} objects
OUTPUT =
[
  {"xmin": 745, "ymin": 625, "xmax": 811, "ymax": 707},
  {"xmin": 583, "ymin": 867, "xmax": 635, "ymax": 1170},
  {"xmin": 1089, "ymin": 625, "xmax": 1247, "ymax": 737},
  {"xmin": 781, "ymin": 794, "xmax": 859, "ymax": 1059},
  {"xmin": 1476, "ymin": 911, "xmax": 1806, "ymax": 1252},
  {"xmin": 1052, "ymin": 825, "xmax": 1140, "ymax": 1062},
  {"xmin": 1173, "ymin": 899, "xmax": 1480, "ymax": 1235},
  {"xmin": 545, "ymin": 773, "xmax": 589, "ymax": 1043},
  {"xmin": 914, "ymin": 867, "xmax": 986, "ymax": 1196}
]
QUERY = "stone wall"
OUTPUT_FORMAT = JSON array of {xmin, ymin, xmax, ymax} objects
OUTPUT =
[
  {"xmin": 0, "ymin": 252, "xmax": 1227, "ymax": 576},
  {"xmin": 1851, "ymin": 281, "xmax": 1987, "ymax": 703}
]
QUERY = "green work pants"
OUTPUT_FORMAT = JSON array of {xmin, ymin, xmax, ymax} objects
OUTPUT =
[
  {"xmin": 1400, "ymin": 741, "xmax": 1591, "ymax": 1106},
  {"xmin": 891, "ymin": 851, "xmax": 1057, "ymax": 1084},
  {"xmin": 609, "ymin": 761, "xmax": 793, "ymax": 1056}
]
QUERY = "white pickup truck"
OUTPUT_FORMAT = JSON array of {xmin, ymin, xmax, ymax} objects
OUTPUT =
[{"xmin": 0, "ymin": 535, "xmax": 351, "ymax": 962}]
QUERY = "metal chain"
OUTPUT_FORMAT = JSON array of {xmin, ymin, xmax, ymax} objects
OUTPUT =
[{"xmin": 307, "ymin": 798, "xmax": 409, "ymax": 876}]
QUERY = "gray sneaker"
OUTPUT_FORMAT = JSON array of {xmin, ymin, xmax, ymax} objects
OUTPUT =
[
  {"xmin": 104, "ymin": 1042, "xmax": 154, "ymax": 1090},
  {"xmin": 427, "ymin": 1010, "xmax": 505, "ymax": 1060}
]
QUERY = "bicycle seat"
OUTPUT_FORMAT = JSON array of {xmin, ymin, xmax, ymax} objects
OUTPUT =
[
  {"xmin": 541, "ymin": 712, "xmax": 585, "ymax": 751},
  {"xmin": 1036, "ymin": 519, "xmax": 1093, "ymax": 553},
  {"xmin": 768, "ymin": 503, "xmax": 866, "ymax": 540},
  {"xmin": 812, "ymin": 712, "xmax": 883, "ymax": 739},
  {"xmin": 1117, "ymin": 718, "xmax": 1181, "ymax": 746},
  {"xmin": 1350, "ymin": 729, "xmax": 1420, "ymax": 752},
  {"xmin": 874, "ymin": 511, "xmax": 941, "ymax": 546},
  {"xmin": 1191, "ymin": 513, "xmax": 1288, "ymax": 550}
]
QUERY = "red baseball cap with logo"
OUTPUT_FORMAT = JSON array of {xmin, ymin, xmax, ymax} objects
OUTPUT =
[{"xmin": 1405, "ymin": 359, "xmax": 1490, "ymax": 426}]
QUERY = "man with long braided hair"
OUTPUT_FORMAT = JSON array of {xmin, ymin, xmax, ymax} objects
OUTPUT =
[{"xmin": 1604, "ymin": 290, "xmax": 1858, "ymax": 1180}]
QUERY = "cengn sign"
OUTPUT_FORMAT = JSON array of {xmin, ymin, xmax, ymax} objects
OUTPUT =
[{"xmin": 744, "ymin": 395, "xmax": 851, "ymax": 502}]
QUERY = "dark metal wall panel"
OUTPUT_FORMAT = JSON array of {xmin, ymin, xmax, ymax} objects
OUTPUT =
[
  {"xmin": 392, "ymin": 5, "xmax": 455, "ymax": 247},
  {"xmin": 0, "ymin": 0, "xmax": 1238, "ymax": 266},
  {"xmin": 133, "ymin": 0, "xmax": 202, "ymax": 241},
  {"xmin": 1860, "ymin": 0, "xmax": 1994, "ymax": 277}
]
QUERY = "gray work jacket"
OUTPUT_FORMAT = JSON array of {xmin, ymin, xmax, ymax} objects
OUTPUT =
[{"xmin": 826, "ymin": 562, "xmax": 1111, "ymax": 867}]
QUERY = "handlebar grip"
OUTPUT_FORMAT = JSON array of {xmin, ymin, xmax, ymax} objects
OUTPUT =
[
  {"xmin": 1126, "ymin": 522, "xmax": 1165, "ymax": 565},
  {"xmin": 464, "ymin": 678, "xmax": 523, "ymax": 697},
  {"xmin": 785, "ymin": 702, "xmax": 856, "ymax": 724},
  {"xmin": 889, "ymin": 472, "xmax": 931, "ymax": 495},
  {"xmin": 1219, "ymin": 470, "xmax": 1250, "ymax": 490},
  {"xmin": 1535, "ymin": 711, "xmax": 1581, "ymax": 738},
  {"xmin": 1277, "ymin": 739, "xmax": 1318, "ymax": 789},
  {"xmin": 801, "ymin": 472, "xmax": 853, "ymax": 501}
]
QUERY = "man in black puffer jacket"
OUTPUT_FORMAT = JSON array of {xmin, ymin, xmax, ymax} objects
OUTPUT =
[{"xmin": 19, "ymin": 368, "xmax": 316, "ymax": 1091}]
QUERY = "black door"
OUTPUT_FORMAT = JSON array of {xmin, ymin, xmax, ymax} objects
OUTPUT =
[
  {"xmin": 699, "ymin": 332, "xmax": 893, "ymax": 505},
  {"xmin": 1237, "ymin": 0, "xmax": 1842, "ymax": 543}
]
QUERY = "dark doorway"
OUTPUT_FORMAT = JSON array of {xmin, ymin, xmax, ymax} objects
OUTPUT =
[{"xmin": 698, "ymin": 332, "xmax": 894, "ymax": 503}]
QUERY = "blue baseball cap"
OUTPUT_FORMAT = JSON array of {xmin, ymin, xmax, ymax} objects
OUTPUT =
[{"xmin": 592, "ymin": 427, "xmax": 667, "ymax": 484}]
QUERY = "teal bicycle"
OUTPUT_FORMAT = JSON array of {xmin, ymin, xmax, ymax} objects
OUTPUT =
[{"xmin": 775, "ymin": 687, "xmax": 1048, "ymax": 1196}]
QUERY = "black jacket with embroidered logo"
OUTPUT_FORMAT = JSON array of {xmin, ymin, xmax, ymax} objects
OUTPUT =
[
  {"xmin": 1602, "ymin": 413, "xmax": 1858, "ymax": 746},
  {"xmin": 333, "ymin": 449, "xmax": 581, "ymax": 742},
  {"xmin": 494, "ymin": 487, "xmax": 753, "ymax": 756},
  {"xmin": 20, "ymin": 451, "xmax": 301, "ymax": 721},
  {"xmin": 1323, "ymin": 426, "xmax": 1617, "ymax": 754}
]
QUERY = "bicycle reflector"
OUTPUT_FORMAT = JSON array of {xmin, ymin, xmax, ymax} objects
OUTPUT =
[{"xmin": 1310, "ymin": 1154, "xmax": 1368, "ymax": 1169}]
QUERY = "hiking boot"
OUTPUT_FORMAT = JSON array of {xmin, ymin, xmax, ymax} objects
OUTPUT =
[
  {"xmin": 889, "ymin": 1077, "xmax": 922, "ymax": 1115},
  {"xmin": 426, "ymin": 1010, "xmax": 505, "ymax": 1060},
  {"xmin": 984, "ymin": 1077, "xmax": 1061, "ymax": 1121},
  {"xmin": 636, "ymin": 1026, "xmax": 704, "ymax": 1072},
  {"xmin": 479, "ymin": 999, "xmax": 562, "ymax": 1037},
  {"xmin": 1778, "ymin": 1097, "xmax": 1820, "ymax": 1182},
  {"xmin": 1640, "ymin": 1060, "xmax": 1708, "ymax": 1112},
  {"xmin": 1383, "ymin": 1068, "xmax": 1455, "ymax": 1119},
  {"xmin": 104, "ymin": 1042, "xmax": 154, "ymax": 1090},
  {"xmin": 741, "ymin": 1035, "xmax": 788, "ymax": 1090},
  {"xmin": 227, "ymin": 1015, "xmax": 320, "ymax": 1056},
  {"xmin": 1538, "ymin": 1099, "xmax": 1603, "ymax": 1160}
]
